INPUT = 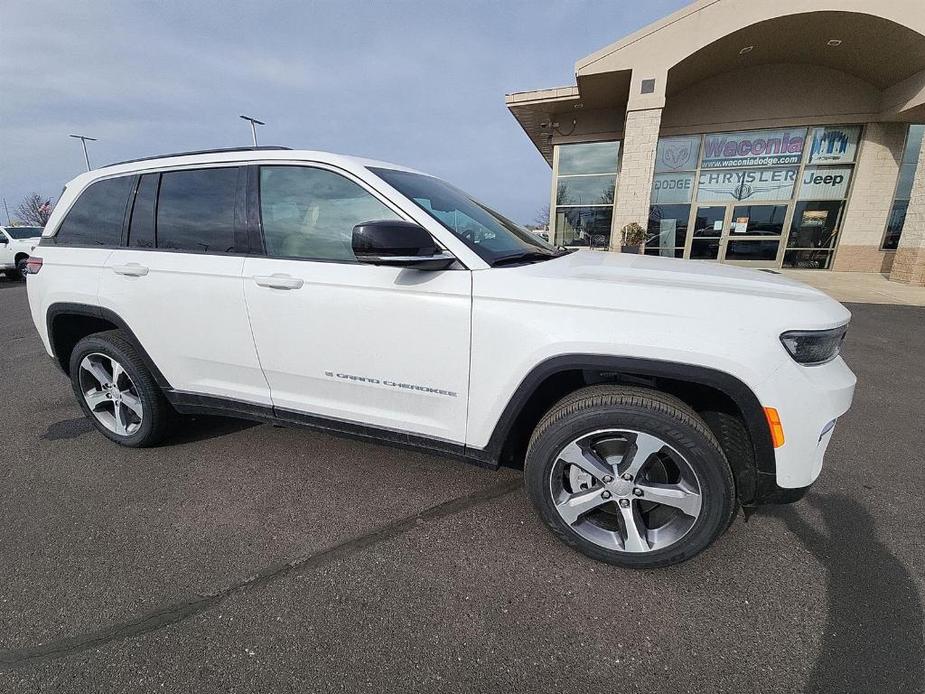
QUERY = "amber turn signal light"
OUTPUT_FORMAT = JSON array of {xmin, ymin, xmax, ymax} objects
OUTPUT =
[{"xmin": 764, "ymin": 407, "xmax": 785, "ymax": 448}]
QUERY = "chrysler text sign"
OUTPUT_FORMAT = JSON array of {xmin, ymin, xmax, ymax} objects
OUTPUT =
[
  {"xmin": 698, "ymin": 167, "xmax": 798, "ymax": 202},
  {"xmin": 702, "ymin": 129, "xmax": 807, "ymax": 169}
]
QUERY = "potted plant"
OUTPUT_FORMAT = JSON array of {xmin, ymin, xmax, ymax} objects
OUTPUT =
[{"xmin": 620, "ymin": 222, "xmax": 647, "ymax": 254}]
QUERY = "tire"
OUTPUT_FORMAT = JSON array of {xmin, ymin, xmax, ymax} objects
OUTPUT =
[
  {"xmin": 15, "ymin": 257, "xmax": 28, "ymax": 280},
  {"xmin": 69, "ymin": 330, "xmax": 171, "ymax": 447},
  {"xmin": 525, "ymin": 385, "xmax": 735, "ymax": 569}
]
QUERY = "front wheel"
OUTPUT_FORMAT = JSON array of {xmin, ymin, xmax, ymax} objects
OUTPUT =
[
  {"xmin": 525, "ymin": 385, "xmax": 735, "ymax": 569},
  {"xmin": 69, "ymin": 330, "xmax": 171, "ymax": 447}
]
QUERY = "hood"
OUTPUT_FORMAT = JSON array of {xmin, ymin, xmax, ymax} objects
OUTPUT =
[
  {"xmin": 536, "ymin": 249, "xmax": 822, "ymax": 301},
  {"xmin": 477, "ymin": 249, "xmax": 850, "ymax": 331}
]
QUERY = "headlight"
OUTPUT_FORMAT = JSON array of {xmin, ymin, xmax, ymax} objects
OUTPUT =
[{"xmin": 780, "ymin": 325, "xmax": 848, "ymax": 365}]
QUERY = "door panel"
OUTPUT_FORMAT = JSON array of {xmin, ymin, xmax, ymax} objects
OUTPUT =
[
  {"xmin": 243, "ymin": 257, "xmax": 471, "ymax": 442},
  {"xmin": 99, "ymin": 250, "xmax": 270, "ymax": 404}
]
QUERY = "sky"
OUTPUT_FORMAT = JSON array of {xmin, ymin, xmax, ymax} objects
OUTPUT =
[{"xmin": 0, "ymin": 0, "xmax": 688, "ymax": 225}]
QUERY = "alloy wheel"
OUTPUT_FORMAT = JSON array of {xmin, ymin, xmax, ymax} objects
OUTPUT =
[
  {"xmin": 78, "ymin": 353, "xmax": 144, "ymax": 437},
  {"xmin": 549, "ymin": 429, "xmax": 703, "ymax": 553}
]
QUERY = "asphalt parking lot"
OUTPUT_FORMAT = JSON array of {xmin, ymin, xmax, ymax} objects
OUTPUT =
[{"xmin": 0, "ymin": 279, "xmax": 923, "ymax": 693}]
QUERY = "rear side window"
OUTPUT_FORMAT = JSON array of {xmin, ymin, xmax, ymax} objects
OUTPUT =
[
  {"xmin": 55, "ymin": 176, "xmax": 133, "ymax": 246},
  {"xmin": 127, "ymin": 174, "xmax": 158, "ymax": 249},
  {"xmin": 156, "ymin": 168, "xmax": 237, "ymax": 253},
  {"xmin": 259, "ymin": 166, "xmax": 400, "ymax": 261}
]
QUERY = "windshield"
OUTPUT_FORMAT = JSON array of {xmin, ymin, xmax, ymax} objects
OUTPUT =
[
  {"xmin": 369, "ymin": 167, "xmax": 560, "ymax": 265},
  {"xmin": 5, "ymin": 226, "xmax": 43, "ymax": 239}
]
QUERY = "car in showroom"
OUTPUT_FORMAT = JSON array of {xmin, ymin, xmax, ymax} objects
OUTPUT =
[
  {"xmin": 0, "ymin": 225, "xmax": 43, "ymax": 280},
  {"xmin": 24, "ymin": 146, "xmax": 856, "ymax": 568}
]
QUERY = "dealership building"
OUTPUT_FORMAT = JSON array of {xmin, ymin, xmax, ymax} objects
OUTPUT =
[{"xmin": 506, "ymin": 0, "xmax": 925, "ymax": 285}]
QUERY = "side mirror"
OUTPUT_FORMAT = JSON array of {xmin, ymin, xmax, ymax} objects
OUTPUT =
[{"xmin": 352, "ymin": 220, "xmax": 455, "ymax": 270}]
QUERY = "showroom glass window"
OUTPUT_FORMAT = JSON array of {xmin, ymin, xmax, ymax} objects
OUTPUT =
[
  {"xmin": 552, "ymin": 141, "xmax": 620, "ymax": 248},
  {"xmin": 647, "ymin": 136, "xmax": 701, "ymax": 258},
  {"xmin": 882, "ymin": 124, "xmax": 925, "ymax": 251},
  {"xmin": 783, "ymin": 125, "xmax": 861, "ymax": 269}
]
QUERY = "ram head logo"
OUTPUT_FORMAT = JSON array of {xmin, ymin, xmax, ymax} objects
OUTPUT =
[{"xmin": 661, "ymin": 143, "xmax": 692, "ymax": 170}]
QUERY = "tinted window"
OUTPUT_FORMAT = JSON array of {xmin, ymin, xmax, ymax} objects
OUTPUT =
[
  {"xmin": 156, "ymin": 168, "xmax": 237, "ymax": 253},
  {"xmin": 56, "ymin": 176, "xmax": 133, "ymax": 246},
  {"xmin": 259, "ymin": 166, "xmax": 399, "ymax": 261},
  {"xmin": 127, "ymin": 174, "xmax": 158, "ymax": 249}
]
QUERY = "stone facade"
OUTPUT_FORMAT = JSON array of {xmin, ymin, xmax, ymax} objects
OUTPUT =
[
  {"xmin": 610, "ymin": 108, "xmax": 662, "ymax": 251},
  {"xmin": 833, "ymin": 122, "xmax": 906, "ymax": 273},
  {"xmin": 890, "ymin": 134, "xmax": 925, "ymax": 286}
]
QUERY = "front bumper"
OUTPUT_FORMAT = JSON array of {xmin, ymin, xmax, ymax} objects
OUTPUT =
[{"xmin": 755, "ymin": 355, "xmax": 856, "ymax": 493}]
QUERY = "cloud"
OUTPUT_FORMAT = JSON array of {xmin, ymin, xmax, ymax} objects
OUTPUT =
[{"xmin": 0, "ymin": 0, "xmax": 686, "ymax": 223}]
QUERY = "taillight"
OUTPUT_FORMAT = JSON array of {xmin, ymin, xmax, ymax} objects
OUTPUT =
[{"xmin": 25, "ymin": 257, "xmax": 43, "ymax": 274}]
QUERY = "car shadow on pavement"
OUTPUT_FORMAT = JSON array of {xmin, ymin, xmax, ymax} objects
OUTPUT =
[
  {"xmin": 762, "ymin": 493, "xmax": 924, "ymax": 694},
  {"xmin": 162, "ymin": 415, "xmax": 261, "ymax": 445}
]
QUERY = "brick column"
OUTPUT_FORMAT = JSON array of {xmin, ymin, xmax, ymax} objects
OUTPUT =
[
  {"xmin": 609, "ymin": 108, "xmax": 662, "ymax": 251},
  {"xmin": 833, "ymin": 122, "xmax": 906, "ymax": 273},
  {"xmin": 890, "ymin": 134, "xmax": 925, "ymax": 286}
]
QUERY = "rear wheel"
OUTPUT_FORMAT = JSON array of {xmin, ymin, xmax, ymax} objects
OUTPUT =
[
  {"xmin": 15, "ymin": 257, "xmax": 28, "ymax": 280},
  {"xmin": 69, "ymin": 331, "xmax": 171, "ymax": 447},
  {"xmin": 525, "ymin": 385, "xmax": 735, "ymax": 568}
]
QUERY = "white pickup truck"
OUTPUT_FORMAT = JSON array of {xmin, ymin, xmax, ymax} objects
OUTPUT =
[
  {"xmin": 0, "ymin": 226, "xmax": 43, "ymax": 280},
  {"xmin": 25, "ymin": 147, "xmax": 856, "ymax": 567}
]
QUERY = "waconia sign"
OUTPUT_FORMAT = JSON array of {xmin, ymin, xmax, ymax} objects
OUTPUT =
[
  {"xmin": 698, "ymin": 167, "xmax": 799, "ymax": 202},
  {"xmin": 702, "ymin": 129, "xmax": 807, "ymax": 169}
]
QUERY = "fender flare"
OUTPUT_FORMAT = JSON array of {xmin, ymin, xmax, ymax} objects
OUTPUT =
[
  {"xmin": 482, "ymin": 354, "xmax": 776, "ymax": 480},
  {"xmin": 45, "ymin": 302, "xmax": 172, "ymax": 389}
]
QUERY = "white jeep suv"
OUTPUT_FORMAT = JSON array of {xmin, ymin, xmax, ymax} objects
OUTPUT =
[
  {"xmin": 25, "ymin": 147, "xmax": 856, "ymax": 568},
  {"xmin": 1, "ymin": 226, "xmax": 43, "ymax": 280}
]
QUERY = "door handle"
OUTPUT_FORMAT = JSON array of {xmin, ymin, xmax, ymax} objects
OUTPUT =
[
  {"xmin": 254, "ymin": 273, "xmax": 304, "ymax": 290},
  {"xmin": 112, "ymin": 263, "xmax": 149, "ymax": 277}
]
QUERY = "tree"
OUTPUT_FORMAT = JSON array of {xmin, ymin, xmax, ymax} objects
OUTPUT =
[
  {"xmin": 525, "ymin": 204, "xmax": 550, "ymax": 230},
  {"xmin": 16, "ymin": 193, "xmax": 54, "ymax": 227}
]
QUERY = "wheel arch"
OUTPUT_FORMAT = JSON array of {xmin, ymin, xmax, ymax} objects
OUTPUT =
[
  {"xmin": 46, "ymin": 302, "xmax": 171, "ymax": 388},
  {"xmin": 482, "ymin": 355, "xmax": 776, "ymax": 504},
  {"xmin": 14, "ymin": 251, "xmax": 30, "ymax": 264}
]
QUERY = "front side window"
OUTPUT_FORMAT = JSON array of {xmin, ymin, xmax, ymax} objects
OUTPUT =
[
  {"xmin": 156, "ymin": 168, "xmax": 237, "ymax": 253},
  {"xmin": 370, "ymin": 167, "xmax": 558, "ymax": 265},
  {"xmin": 55, "ymin": 176, "xmax": 133, "ymax": 246},
  {"xmin": 259, "ymin": 166, "xmax": 399, "ymax": 261}
]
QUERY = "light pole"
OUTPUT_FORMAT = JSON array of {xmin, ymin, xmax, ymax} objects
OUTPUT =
[
  {"xmin": 239, "ymin": 115, "xmax": 265, "ymax": 146},
  {"xmin": 69, "ymin": 134, "xmax": 97, "ymax": 171}
]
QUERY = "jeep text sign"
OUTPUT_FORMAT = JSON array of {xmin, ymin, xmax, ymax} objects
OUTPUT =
[
  {"xmin": 702, "ymin": 129, "xmax": 807, "ymax": 169},
  {"xmin": 798, "ymin": 166, "xmax": 853, "ymax": 200}
]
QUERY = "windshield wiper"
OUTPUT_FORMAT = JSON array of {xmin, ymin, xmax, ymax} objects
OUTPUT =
[{"xmin": 491, "ymin": 251, "xmax": 564, "ymax": 267}]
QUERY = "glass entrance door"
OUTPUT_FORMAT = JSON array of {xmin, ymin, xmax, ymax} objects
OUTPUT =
[
  {"xmin": 690, "ymin": 206, "xmax": 725, "ymax": 260},
  {"xmin": 687, "ymin": 204, "xmax": 787, "ymax": 265},
  {"xmin": 723, "ymin": 204, "xmax": 786, "ymax": 265}
]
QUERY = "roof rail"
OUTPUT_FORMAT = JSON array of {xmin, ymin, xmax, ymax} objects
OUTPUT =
[{"xmin": 102, "ymin": 146, "xmax": 292, "ymax": 168}]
